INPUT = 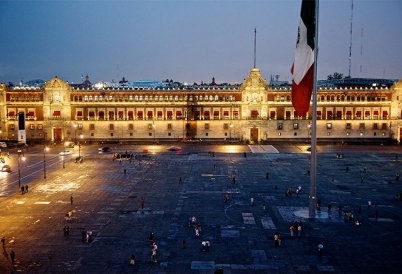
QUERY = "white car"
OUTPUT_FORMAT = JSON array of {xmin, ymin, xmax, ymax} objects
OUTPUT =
[
  {"xmin": 167, "ymin": 146, "xmax": 181, "ymax": 151},
  {"xmin": 59, "ymin": 150, "xmax": 72, "ymax": 156}
]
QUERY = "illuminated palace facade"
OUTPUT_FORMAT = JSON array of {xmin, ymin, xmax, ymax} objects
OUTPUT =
[{"xmin": 1, "ymin": 68, "xmax": 402, "ymax": 144}]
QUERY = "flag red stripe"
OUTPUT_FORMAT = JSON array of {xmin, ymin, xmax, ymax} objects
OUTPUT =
[{"xmin": 292, "ymin": 63, "xmax": 314, "ymax": 115}]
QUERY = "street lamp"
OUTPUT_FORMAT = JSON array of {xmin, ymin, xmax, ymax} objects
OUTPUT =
[
  {"xmin": 152, "ymin": 121, "xmax": 156, "ymax": 144},
  {"xmin": 62, "ymin": 142, "xmax": 66, "ymax": 168},
  {"xmin": 229, "ymin": 123, "xmax": 233, "ymax": 142},
  {"xmin": 17, "ymin": 149, "xmax": 25, "ymax": 191},
  {"xmin": 73, "ymin": 123, "xmax": 77, "ymax": 144},
  {"xmin": 78, "ymin": 134, "xmax": 83, "ymax": 158},
  {"xmin": 43, "ymin": 146, "xmax": 48, "ymax": 179}
]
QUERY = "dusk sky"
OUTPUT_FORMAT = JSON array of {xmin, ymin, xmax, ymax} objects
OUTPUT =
[{"xmin": 0, "ymin": 0, "xmax": 401, "ymax": 85}]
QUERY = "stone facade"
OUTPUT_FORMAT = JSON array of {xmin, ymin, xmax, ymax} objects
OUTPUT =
[{"xmin": 1, "ymin": 69, "xmax": 401, "ymax": 144}]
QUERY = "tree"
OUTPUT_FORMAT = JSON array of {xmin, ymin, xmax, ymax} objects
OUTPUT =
[{"xmin": 327, "ymin": 72, "xmax": 344, "ymax": 80}]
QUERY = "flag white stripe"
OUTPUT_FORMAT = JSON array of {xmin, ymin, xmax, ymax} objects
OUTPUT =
[{"xmin": 293, "ymin": 19, "xmax": 314, "ymax": 85}]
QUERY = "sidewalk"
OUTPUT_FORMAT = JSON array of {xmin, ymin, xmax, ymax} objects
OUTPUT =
[{"xmin": 0, "ymin": 150, "xmax": 401, "ymax": 273}]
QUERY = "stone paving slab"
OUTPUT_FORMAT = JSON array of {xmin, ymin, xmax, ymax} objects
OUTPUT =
[{"xmin": 0, "ymin": 148, "xmax": 402, "ymax": 273}]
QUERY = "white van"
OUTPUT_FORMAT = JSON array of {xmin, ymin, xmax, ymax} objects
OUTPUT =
[{"xmin": 0, "ymin": 142, "xmax": 7, "ymax": 148}]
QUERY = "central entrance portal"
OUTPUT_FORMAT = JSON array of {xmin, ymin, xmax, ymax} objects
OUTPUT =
[{"xmin": 250, "ymin": 128, "xmax": 258, "ymax": 142}]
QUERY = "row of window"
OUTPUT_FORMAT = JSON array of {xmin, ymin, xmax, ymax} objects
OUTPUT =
[
  {"xmin": 275, "ymin": 95, "xmax": 387, "ymax": 102},
  {"xmin": 74, "ymin": 94, "xmax": 235, "ymax": 103},
  {"xmin": 277, "ymin": 122, "xmax": 389, "ymax": 130}
]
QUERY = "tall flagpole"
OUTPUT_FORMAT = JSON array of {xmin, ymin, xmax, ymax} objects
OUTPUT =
[{"xmin": 309, "ymin": 0, "xmax": 319, "ymax": 219}]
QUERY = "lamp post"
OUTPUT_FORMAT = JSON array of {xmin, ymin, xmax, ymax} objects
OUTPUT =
[
  {"xmin": 152, "ymin": 121, "xmax": 156, "ymax": 144},
  {"xmin": 74, "ymin": 123, "xmax": 77, "ymax": 144},
  {"xmin": 78, "ymin": 134, "xmax": 83, "ymax": 158},
  {"xmin": 229, "ymin": 123, "xmax": 233, "ymax": 142},
  {"xmin": 62, "ymin": 143, "xmax": 66, "ymax": 168},
  {"xmin": 17, "ymin": 149, "xmax": 24, "ymax": 190}
]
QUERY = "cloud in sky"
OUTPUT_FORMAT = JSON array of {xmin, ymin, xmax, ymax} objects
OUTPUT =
[{"xmin": 0, "ymin": 0, "xmax": 401, "ymax": 85}]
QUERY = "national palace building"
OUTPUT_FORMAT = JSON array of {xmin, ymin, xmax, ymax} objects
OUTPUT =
[{"xmin": 1, "ymin": 67, "xmax": 402, "ymax": 145}]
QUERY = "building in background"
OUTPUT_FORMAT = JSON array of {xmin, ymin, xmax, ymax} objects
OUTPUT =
[{"xmin": 0, "ymin": 67, "xmax": 401, "ymax": 144}]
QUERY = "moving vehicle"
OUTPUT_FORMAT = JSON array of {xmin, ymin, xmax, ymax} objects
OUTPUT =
[
  {"xmin": 167, "ymin": 146, "xmax": 181, "ymax": 151},
  {"xmin": 59, "ymin": 150, "xmax": 72, "ymax": 156},
  {"xmin": 65, "ymin": 142, "xmax": 75, "ymax": 148},
  {"xmin": 1, "ymin": 165, "xmax": 11, "ymax": 172},
  {"xmin": 98, "ymin": 147, "xmax": 110, "ymax": 153},
  {"xmin": 0, "ymin": 142, "xmax": 7, "ymax": 148}
]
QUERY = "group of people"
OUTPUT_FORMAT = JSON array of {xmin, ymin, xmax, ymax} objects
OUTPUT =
[
  {"xmin": 20, "ymin": 185, "xmax": 28, "ymax": 194},
  {"xmin": 63, "ymin": 226, "xmax": 70, "ymax": 236},
  {"xmin": 274, "ymin": 233, "xmax": 282, "ymax": 247},
  {"xmin": 188, "ymin": 216, "xmax": 202, "ymax": 237},
  {"xmin": 201, "ymin": 240, "xmax": 210, "ymax": 252},
  {"xmin": 81, "ymin": 229, "xmax": 93, "ymax": 242}
]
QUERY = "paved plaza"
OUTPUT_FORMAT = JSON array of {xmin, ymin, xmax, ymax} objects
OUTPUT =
[{"xmin": 0, "ymin": 145, "xmax": 401, "ymax": 273}]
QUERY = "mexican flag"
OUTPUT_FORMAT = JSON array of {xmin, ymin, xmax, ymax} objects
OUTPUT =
[{"xmin": 291, "ymin": 0, "xmax": 316, "ymax": 116}]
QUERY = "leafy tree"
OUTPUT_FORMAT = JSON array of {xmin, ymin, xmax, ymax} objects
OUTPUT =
[{"xmin": 327, "ymin": 72, "xmax": 344, "ymax": 80}]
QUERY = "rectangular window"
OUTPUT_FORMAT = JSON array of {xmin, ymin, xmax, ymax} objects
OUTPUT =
[
  {"xmin": 110, "ymin": 133, "xmax": 114, "ymax": 137},
  {"xmin": 382, "ymin": 123, "xmax": 387, "ymax": 130},
  {"xmin": 77, "ymin": 123, "xmax": 83, "ymax": 129},
  {"xmin": 346, "ymin": 123, "xmax": 351, "ymax": 129},
  {"xmin": 128, "ymin": 124, "xmax": 134, "ymax": 130},
  {"xmin": 293, "ymin": 123, "xmax": 299, "ymax": 130},
  {"xmin": 223, "ymin": 123, "xmax": 229, "ymax": 130},
  {"xmin": 109, "ymin": 124, "xmax": 114, "ymax": 130},
  {"xmin": 10, "ymin": 124, "xmax": 15, "ymax": 130},
  {"xmin": 326, "ymin": 123, "xmax": 332, "ymax": 129},
  {"xmin": 37, "ymin": 124, "xmax": 43, "ymax": 130},
  {"xmin": 89, "ymin": 124, "xmax": 95, "ymax": 130},
  {"xmin": 29, "ymin": 124, "xmax": 35, "ymax": 130},
  {"xmin": 148, "ymin": 123, "xmax": 153, "ymax": 130},
  {"xmin": 277, "ymin": 123, "xmax": 283, "ymax": 130},
  {"xmin": 373, "ymin": 123, "xmax": 378, "ymax": 130},
  {"xmin": 205, "ymin": 123, "xmax": 210, "ymax": 130},
  {"xmin": 359, "ymin": 123, "xmax": 365, "ymax": 129},
  {"xmin": 167, "ymin": 123, "xmax": 172, "ymax": 130}
]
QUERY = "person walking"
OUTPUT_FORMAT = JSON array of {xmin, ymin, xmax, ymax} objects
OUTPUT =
[
  {"xmin": 368, "ymin": 200, "xmax": 372, "ymax": 209},
  {"xmin": 179, "ymin": 177, "xmax": 182, "ymax": 183},
  {"xmin": 358, "ymin": 203, "xmax": 362, "ymax": 213},
  {"xmin": 151, "ymin": 249, "xmax": 157, "ymax": 263},
  {"xmin": 140, "ymin": 198, "xmax": 145, "ymax": 209},
  {"xmin": 182, "ymin": 239, "xmax": 186, "ymax": 249},
  {"xmin": 10, "ymin": 250, "xmax": 15, "ymax": 265},
  {"xmin": 375, "ymin": 209, "xmax": 379, "ymax": 221},
  {"xmin": 250, "ymin": 197, "xmax": 254, "ymax": 206},
  {"xmin": 297, "ymin": 225, "xmax": 302, "ymax": 237},
  {"xmin": 70, "ymin": 195, "xmax": 73, "ymax": 205},
  {"xmin": 1, "ymin": 236, "xmax": 5, "ymax": 247},
  {"xmin": 328, "ymin": 203, "xmax": 332, "ymax": 213},
  {"xmin": 130, "ymin": 253, "xmax": 135, "ymax": 265},
  {"xmin": 289, "ymin": 225, "xmax": 294, "ymax": 237},
  {"xmin": 25, "ymin": 185, "xmax": 28, "ymax": 193}
]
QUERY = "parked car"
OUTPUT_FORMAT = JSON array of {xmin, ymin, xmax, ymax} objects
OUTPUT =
[
  {"xmin": 59, "ymin": 150, "xmax": 72, "ymax": 155},
  {"xmin": 1, "ymin": 165, "xmax": 11, "ymax": 172},
  {"xmin": 167, "ymin": 146, "xmax": 181, "ymax": 151}
]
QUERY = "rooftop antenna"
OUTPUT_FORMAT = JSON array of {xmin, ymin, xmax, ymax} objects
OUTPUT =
[
  {"xmin": 360, "ymin": 28, "xmax": 363, "ymax": 75},
  {"xmin": 254, "ymin": 28, "xmax": 257, "ymax": 68},
  {"xmin": 348, "ymin": 0, "xmax": 353, "ymax": 77}
]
